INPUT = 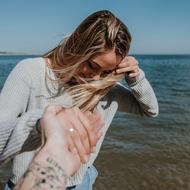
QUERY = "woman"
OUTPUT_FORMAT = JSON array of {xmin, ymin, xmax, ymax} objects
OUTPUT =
[{"xmin": 0, "ymin": 10, "xmax": 158, "ymax": 189}]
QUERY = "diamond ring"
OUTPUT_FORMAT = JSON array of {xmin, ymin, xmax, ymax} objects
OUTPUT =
[{"xmin": 69, "ymin": 128, "xmax": 75, "ymax": 132}]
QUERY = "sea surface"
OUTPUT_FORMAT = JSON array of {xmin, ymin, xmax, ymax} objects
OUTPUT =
[{"xmin": 0, "ymin": 55, "xmax": 190, "ymax": 190}]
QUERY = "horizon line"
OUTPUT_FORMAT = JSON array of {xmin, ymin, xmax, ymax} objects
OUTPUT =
[{"xmin": 1, "ymin": 52, "xmax": 190, "ymax": 56}]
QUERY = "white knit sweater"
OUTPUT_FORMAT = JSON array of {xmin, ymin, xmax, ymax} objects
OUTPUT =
[{"xmin": 0, "ymin": 57, "xmax": 158, "ymax": 187}]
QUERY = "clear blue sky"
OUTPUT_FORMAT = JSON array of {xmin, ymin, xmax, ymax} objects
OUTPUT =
[{"xmin": 0, "ymin": 0, "xmax": 190, "ymax": 54}]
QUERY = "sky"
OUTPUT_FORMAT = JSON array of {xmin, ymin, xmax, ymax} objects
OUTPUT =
[{"xmin": 0, "ymin": 0, "xmax": 190, "ymax": 54}]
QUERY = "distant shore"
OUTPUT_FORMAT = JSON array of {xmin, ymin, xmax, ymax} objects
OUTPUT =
[
  {"xmin": 0, "ymin": 52, "xmax": 19, "ymax": 55},
  {"xmin": 0, "ymin": 52, "xmax": 39, "ymax": 56}
]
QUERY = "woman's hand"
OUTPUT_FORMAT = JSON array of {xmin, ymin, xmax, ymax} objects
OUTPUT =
[
  {"xmin": 55, "ymin": 107, "xmax": 103, "ymax": 163},
  {"xmin": 40, "ymin": 106, "xmax": 104, "ymax": 164},
  {"xmin": 116, "ymin": 56, "xmax": 140, "ymax": 80}
]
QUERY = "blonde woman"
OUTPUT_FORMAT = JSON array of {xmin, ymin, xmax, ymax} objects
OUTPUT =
[{"xmin": 0, "ymin": 10, "xmax": 158, "ymax": 190}]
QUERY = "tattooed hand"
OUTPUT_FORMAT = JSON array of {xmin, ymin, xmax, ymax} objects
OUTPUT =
[{"xmin": 14, "ymin": 105, "xmax": 103, "ymax": 190}]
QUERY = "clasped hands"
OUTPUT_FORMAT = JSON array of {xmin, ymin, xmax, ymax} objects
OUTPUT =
[{"xmin": 39, "ymin": 106, "xmax": 104, "ymax": 176}]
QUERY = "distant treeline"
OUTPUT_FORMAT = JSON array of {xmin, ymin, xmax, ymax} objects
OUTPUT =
[{"xmin": 0, "ymin": 51, "xmax": 9, "ymax": 54}]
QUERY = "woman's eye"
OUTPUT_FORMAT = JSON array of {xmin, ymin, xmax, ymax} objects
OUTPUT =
[
  {"xmin": 87, "ymin": 61, "xmax": 94, "ymax": 69},
  {"xmin": 87, "ymin": 61, "xmax": 100, "ymax": 71},
  {"xmin": 103, "ymin": 70, "xmax": 111, "ymax": 74},
  {"xmin": 101, "ymin": 70, "xmax": 112, "ymax": 77}
]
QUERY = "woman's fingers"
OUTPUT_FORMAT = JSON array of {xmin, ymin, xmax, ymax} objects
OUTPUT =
[
  {"xmin": 55, "ymin": 108, "xmax": 91, "ymax": 159},
  {"xmin": 73, "ymin": 107, "xmax": 97, "ymax": 147},
  {"xmin": 90, "ymin": 111, "xmax": 104, "ymax": 132},
  {"xmin": 116, "ymin": 65, "xmax": 138, "ymax": 74},
  {"xmin": 73, "ymin": 107, "xmax": 104, "ymax": 153},
  {"xmin": 84, "ymin": 110, "xmax": 104, "ymax": 152},
  {"xmin": 70, "ymin": 117, "xmax": 91, "ymax": 155},
  {"xmin": 129, "ymin": 71, "xmax": 140, "ymax": 78},
  {"xmin": 69, "ymin": 128, "xmax": 89, "ymax": 164},
  {"xmin": 55, "ymin": 107, "xmax": 103, "ymax": 163},
  {"xmin": 67, "ymin": 133, "xmax": 78, "ymax": 155},
  {"xmin": 115, "ymin": 56, "xmax": 140, "ymax": 79}
]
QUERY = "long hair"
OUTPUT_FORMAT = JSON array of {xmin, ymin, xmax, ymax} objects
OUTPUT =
[{"xmin": 43, "ymin": 10, "xmax": 132, "ymax": 112}]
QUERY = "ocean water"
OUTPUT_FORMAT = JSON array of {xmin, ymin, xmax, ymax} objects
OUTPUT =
[{"xmin": 0, "ymin": 55, "xmax": 190, "ymax": 189}]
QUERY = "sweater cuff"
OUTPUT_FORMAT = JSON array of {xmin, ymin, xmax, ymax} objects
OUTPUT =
[{"xmin": 125, "ymin": 68, "xmax": 145, "ymax": 87}]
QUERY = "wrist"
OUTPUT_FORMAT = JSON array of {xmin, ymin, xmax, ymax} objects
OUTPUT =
[
  {"xmin": 32, "ymin": 150, "xmax": 68, "ymax": 189},
  {"xmin": 125, "ymin": 69, "xmax": 145, "ymax": 87},
  {"xmin": 40, "ymin": 141, "xmax": 70, "ymax": 175},
  {"xmin": 46, "ymin": 137, "xmax": 67, "ymax": 149}
]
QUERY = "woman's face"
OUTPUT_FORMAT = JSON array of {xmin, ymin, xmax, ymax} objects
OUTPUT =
[{"xmin": 79, "ymin": 49, "xmax": 122, "ymax": 81}]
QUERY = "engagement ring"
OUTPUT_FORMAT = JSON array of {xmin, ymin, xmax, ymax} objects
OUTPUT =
[{"xmin": 69, "ymin": 128, "xmax": 75, "ymax": 132}]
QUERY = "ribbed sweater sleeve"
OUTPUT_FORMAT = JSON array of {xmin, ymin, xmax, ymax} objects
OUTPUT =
[
  {"xmin": 0, "ymin": 109, "xmax": 43, "ymax": 164},
  {"xmin": 106, "ymin": 69, "xmax": 159, "ymax": 117},
  {"xmin": 0, "ymin": 120, "xmax": 16, "ymax": 154},
  {"xmin": 0, "ymin": 59, "xmax": 32, "ymax": 120},
  {"xmin": 0, "ymin": 59, "xmax": 43, "ymax": 164}
]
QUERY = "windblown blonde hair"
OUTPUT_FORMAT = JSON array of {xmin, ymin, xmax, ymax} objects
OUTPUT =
[{"xmin": 43, "ymin": 10, "xmax": 132, "ymax": 112}]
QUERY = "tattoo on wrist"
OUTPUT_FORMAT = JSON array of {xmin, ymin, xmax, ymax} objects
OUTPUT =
[{"xmin": 14, "ymin": 157, "xmax": 68, "ymax": 190}]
